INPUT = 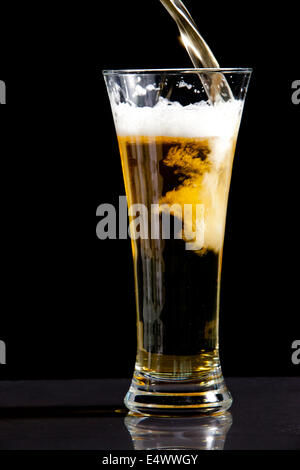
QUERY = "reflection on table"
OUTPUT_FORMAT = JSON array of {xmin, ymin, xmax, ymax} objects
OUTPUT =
[{"xmin": 125, "ymin": 411, "xmax": 232, "ymax": 450}]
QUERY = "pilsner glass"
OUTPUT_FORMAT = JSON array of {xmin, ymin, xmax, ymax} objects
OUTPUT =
[{"xmin": 103, "ymin": 69, "xmax": 251, "ymax": 415}]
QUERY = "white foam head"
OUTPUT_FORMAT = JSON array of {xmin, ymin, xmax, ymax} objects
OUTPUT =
[{"xmin": 112, "ymin": 97, "xmax": 243, "ymax": 139}]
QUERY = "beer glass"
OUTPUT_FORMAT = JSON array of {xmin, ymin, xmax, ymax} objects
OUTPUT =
[{"xmin": 103, "ymin": 69, "xmax": 251, "ymax": 414}]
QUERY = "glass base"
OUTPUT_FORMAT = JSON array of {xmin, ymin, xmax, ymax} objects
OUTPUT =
[{"xmin": 124, "ymin": 368, "xmax": 232, "ymax": 416}]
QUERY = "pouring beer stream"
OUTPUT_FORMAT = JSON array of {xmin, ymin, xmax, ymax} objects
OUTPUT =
[{"xmin": 159, "ymin": 0, "xmax": 233, "ymax": 103}]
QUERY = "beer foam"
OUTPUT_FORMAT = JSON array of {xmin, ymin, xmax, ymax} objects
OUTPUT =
[{"xmin": 113, "ymin": 98, "xmax": 243, "ymax": 139}]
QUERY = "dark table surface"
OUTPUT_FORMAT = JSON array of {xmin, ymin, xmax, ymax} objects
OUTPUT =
[{"xmin": 0, "ymin": 377, "xmax": 299, "ymax": 450}]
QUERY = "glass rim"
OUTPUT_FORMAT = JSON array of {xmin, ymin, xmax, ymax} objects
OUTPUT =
[{"xmin": 102, "ymin": 67, "xmax": 252, "ymax": 75}]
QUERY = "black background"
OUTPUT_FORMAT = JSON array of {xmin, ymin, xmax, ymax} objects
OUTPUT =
[{"xmin": 0, "ymin": 1, "xmax": 299, "ymax": 379}]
